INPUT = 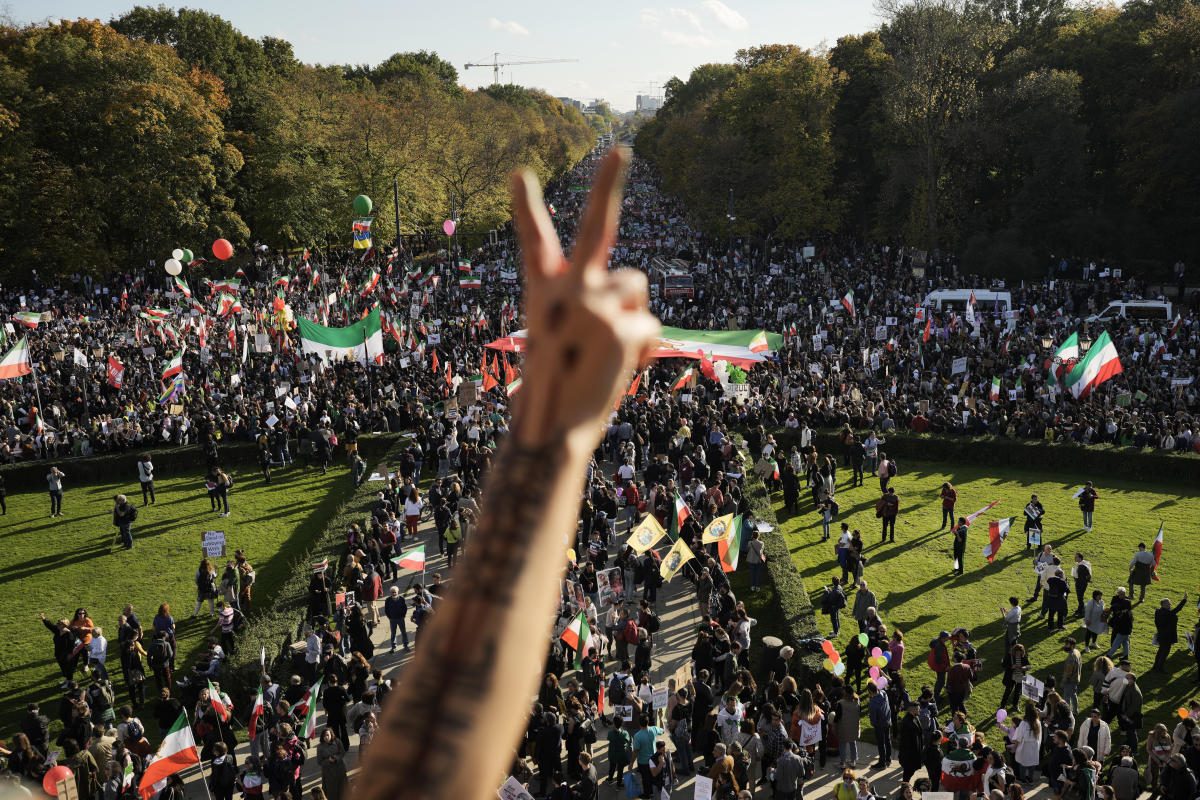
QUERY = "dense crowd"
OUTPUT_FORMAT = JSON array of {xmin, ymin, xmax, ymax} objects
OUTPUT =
[{"xmin": 2, "ymin": 144, "xmax": 1198, "ymax": 800}]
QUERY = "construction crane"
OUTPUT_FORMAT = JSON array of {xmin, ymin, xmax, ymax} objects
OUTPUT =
[{"xmin": 463, "ymin": 52, "xmax": 578, "ymax": 85}]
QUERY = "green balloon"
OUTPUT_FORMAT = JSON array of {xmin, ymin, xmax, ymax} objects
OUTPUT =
[
  {"xmin": 181, "ymin": 249, "xmax": 193, "ymax": 264},
  {"xmin": 858, "ymin": 633, "xmax": 868, "ymax": 646},
  {"xmin": 353, "ymin": 194, "xmax": 372, "ymax": 216}
]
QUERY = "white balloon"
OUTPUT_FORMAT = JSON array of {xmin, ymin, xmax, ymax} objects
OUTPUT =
[
  {"xmin": 164, "ymin": 259, "xmax": 182, "ymax": 276},
  {"xmin": 171, "ymin": 248, "xmax": 184, "ymax": 260}
]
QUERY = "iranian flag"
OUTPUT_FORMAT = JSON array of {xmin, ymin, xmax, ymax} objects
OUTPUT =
[
  {"xmin": 391, "ymin": 544, "xmax": 426, "ymax": 571},
  {"xmin": 137, "ymin": 712, "xmax": 199, "ymax": 800},
  {"xmin": 142, "ymin": 308, "xmax": 170, "ymax": 319},
  {"xmin": 963, "ymin": 500, "xmax": 1000, "ymax": 526},
  {"xmin": 213, "ymin": 278, "xmax": 241, "ymax": 294},
  {"xmin": 841, "ymin": 290, "xmax": 855, "ymax": 318},
  {"xmin": 163, "ymin": 351, "xmax": 184, "ymax": 381},
  {"xmin": 173, "ymin": 276, "xmax": 192, "ymax": 299},
  {"xmin": 248, "ymin": 687, "xmax": 264, "ymax": 740},
  {"xmin": 460, "ymin": 275, "xmax": 482, "ymax": 289},
  {"xmin": 207, "ymin": 679, "xmax": 230, "ymax": 721},
  {"xmin": 0, "ymin": 337, "xmax": 32, "ymax": 380},
  {"xmin": 107, "ymin": 355, "xmax": 124, "ymax": 388},
  {"xmin": 671, "ymin": 365, "xmax": 695, "ymax": 391},
  {"xmin": 748, "ymin": 330, "xmax": 768, "ymax": 353},
  {"xmin": 1066, "ymin": 331, "xmax": 1123, "ymax": 399},
  {"xmin": 668, "ymin": 492, "xmax": 692, "ymax": 541},
  {"xmin": 311, "ymin": 558, "xmax": 329, "ymax": 573},
  {"xmin": 14, "ymin": 311, "xmax": 42, "ymax": 327},
  {"xmin": 1047, "ymin": 332, "xmax": 1079, "ymax": 386},
  {"xmin": 982, "ymin": 517, "xmax": 1015, "ymax": 563},
  {"xmin": 297, "ymin": 308, "xmax": 384, "ymax": 366},
  {"xmin": 989, "ymin": 376, "xmax": 1001, "ymax": 401},
  {"xmin": 291, "ymin": 677, "xmax": 322, "ymax": 722},
  {"xmin": 506, "ymin": 376, "xmax": 522, "ymax": 396},
  {"xmin": 560, "ymin": 611, "xmax": 590, "ymax": 668},
  {"xmin": 717, "ymin": 514, "xmax": 743, "ymax": 573},
  {"xmin": 1152, "ymin": 522, "xmax": 1163, "ymax": 581},
  {"xmin": 360, "ymin": 269, "xmax": 380, "ymax": 296}
]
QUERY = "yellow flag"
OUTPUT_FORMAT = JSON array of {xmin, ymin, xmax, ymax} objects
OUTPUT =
[
  {"xmin": 660, "ymin": 538, "xmax": 696, "ymax": 583},
  {"xmin": 626, "ymin": 515, "xmax": 666, "ymax": 555},
  {"xmin": 701, "ymin": 513, "xmax": 735, "ymax": 544}
]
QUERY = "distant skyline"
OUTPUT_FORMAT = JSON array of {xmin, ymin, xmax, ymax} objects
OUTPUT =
[{"xmin": 7, "ymin": 0, "xmax": 885, "ymax": 110}]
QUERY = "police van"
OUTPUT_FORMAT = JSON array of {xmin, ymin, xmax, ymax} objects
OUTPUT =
[
  {"xmin": 1086, "ymin": 300, "xmax": 1172, "ymax": 323},
  {"xmin": 922, "ymin": 289, "xmax": 1016, "ymax": 331}
]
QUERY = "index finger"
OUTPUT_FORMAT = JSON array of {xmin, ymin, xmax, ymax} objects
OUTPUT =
[{"xmin": 571, "ymin": 148, "xmax": 628, "ymax": 278}]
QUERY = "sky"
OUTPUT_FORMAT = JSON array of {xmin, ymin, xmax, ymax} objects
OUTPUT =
[{"xmin": 8, "ymin": 0, "xmax": 885, "ymax": 111}]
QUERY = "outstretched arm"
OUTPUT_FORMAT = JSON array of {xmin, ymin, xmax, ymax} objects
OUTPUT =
[{"xmin": 355, "ymin": 149, "xmax": 659, "ymax": 800}]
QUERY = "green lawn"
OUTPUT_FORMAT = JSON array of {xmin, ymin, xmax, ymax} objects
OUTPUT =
[
  {"xmin": 773, "ymin": 458, "xmax": 1199, "ymax": 733},
  {"xmin": 0, "ymin": 458, "xmax": 356, "ymax": 737}
]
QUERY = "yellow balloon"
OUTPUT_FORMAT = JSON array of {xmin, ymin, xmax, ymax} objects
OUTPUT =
[{"xmin": 822, "ymin": 658, "xmax": 835, "ymax": 672}]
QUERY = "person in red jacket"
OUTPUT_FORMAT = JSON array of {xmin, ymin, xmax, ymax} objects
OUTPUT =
[
  {"xmin": 928, "ymin": 631, "xmax": 951, "ymax": 700},
  {"xmin": 360, "ymin": 563, "xmax": 383, "ymax": 629},
  {"xmin": 939, "ymin": 483, "xmax": 958, "ymax": 531},
  {"xmin": 622, "ymin": 480, "xmax": 640, "ymax": 532}
]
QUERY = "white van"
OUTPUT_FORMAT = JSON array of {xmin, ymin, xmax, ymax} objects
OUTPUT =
[
  {"xmin": 922, "ymin": 289, "xmax": 1016, "ymax": 331},
  {"xmin": 1086, "ymin": 300, "xmax": 1172, "ymax": 323}
]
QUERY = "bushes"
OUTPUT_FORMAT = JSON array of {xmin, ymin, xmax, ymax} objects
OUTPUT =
[
  {"xmin": 222, "ymin": 436, "xmax": 404, "ymax": 707},
  {"xmin": 769, "ymin": 430, "xmax": 1200, "ymax": 485}
]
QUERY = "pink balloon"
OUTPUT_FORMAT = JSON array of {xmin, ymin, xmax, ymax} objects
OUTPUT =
[
  {"xmin": 442, "ymin": 219, "xmax": 456, "ymax": 236},
  {"xmin": 996, "ymin": 709, "xmax": 1008, "ymax": 723},
  {"xmin": 869, "ymin": 666, "xmax": 880, "ymax": 680},
  {"xmin": 871, "ymin": 647, "xmax": 883, "ymax": 658},
  {"xmin": 875, "ymin": 675, "xmax": 889, "ymax": 690}
]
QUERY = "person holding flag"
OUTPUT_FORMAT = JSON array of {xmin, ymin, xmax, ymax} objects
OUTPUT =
[
  {"xmin": 1129, "ymin": 541, "xmax": 1158, "ymax": 603},
  {"xmin": 1076, "ymin": 481, "xmax": 1098, "ymax": 532}
]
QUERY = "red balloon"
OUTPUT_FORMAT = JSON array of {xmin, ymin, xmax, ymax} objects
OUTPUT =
[
  {"xmin": 821, "ymin": 640, "xmax": 836, "ymax": 657},
  {"xmin": 43, "ymin": 765, "xmax": 74, "ymax": 796},
  {"xmin": 212, "ymin": 238, "xmax": 234, "ymax": 260}
]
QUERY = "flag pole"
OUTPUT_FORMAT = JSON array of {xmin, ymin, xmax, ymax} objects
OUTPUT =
[{"xmin": 184, "ymin": 707, "xmax": 214, "ymax": 800}]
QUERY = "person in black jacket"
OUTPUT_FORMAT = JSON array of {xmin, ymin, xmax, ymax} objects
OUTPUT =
[
  {"xmin": 573, "ymin": 752, "xmax": 599, "ymax": 800},
  {"xmin": 897, "ymin": 703, "xmax": 925, "ymax": 782},
  {"xmin": 321, "ymin": 673, "xmax": 351, "ymax": 750},
  {"xmin": 1160, "ymin": 753, "xmax": 1197, "ymax": 800},
  {"xmin": 534, "ymin": 711, "xmax": 564, "ymax": 796},
  {"xmin": 1153, "ymin": 593, "xmax": 1190, "ymax": 672},
  {"xmin": 39, "ymin": 614, "xmax": 77, "ymax": 686},
  {"xmin": 20, "ymin": 703, "xmax": 50, "ymax": 754}
]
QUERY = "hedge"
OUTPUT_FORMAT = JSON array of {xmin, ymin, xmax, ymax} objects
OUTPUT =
[
  {"xmin": 769, "ymin": 429, "xmax": 1200, "ymax": 485},
  {"xmin": 223, "ymin": 436, "xmax": 406, "ymax": 708}
]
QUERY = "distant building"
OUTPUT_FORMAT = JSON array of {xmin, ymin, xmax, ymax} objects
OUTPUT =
[
  {"xmin": 556, "ymin": 96, "xmax": 584, "ymax": 111},
  {"xmin": 636, "ymin": 94, "xmax": 663, "ymax": 113}
]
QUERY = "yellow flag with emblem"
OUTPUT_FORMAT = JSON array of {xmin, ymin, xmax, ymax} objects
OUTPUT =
[
  {"xmin": 626, "ymin": 515, "xmax": 666, "ymax": 555},
  {"xmin": 660, "ymin": 538, "xmax": 696, "ymax": 583},
  {"xmin": 701, "ymin": 513, "xmax": 735, "ymax": 544}
]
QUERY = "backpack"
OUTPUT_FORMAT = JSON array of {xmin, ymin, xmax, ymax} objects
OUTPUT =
[
  {"xmin": 124, "ymin": 718, "xmax": 144, "ymax": 742},
  {"xmin": 623, "ymin": 770, "xmax": 642, "ymax": 799},
  {"xmin": 644, "ymin": 612, "xmax": 661, "ymax": 634},
  {"xmin": 148, "ymin": 640, "xmax": 169, "ymax": 668},
  {"xmin": 887, "ymin": 460, "xmax": 898, "ymax": 477},
  {"xmin": 917, "ymin": 703, "xmax": 937, "ymax": 739},
  {"xmin": 243, "ymin": 568, "xmax": 256, "ymax": 587},
  {"xmin": 608, "ymin": 675, "xmax": 628, "ymax": 707},
  {"xmin": 127, "ymin": 505, "xmax": 139, "ymax": 521},
  {"xmin": 622, "ymin": 619, "xmax": 639, "ymax": 644},
  {"xmin": 89, "ymin": 682, "xmax": 114, "ymax": 712}
]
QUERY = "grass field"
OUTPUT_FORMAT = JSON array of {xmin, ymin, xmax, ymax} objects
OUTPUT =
[
  {"xmin": 0, "ymin": 457, "xmax": 355, "ymax": 737},
  {"xmin": 773, "ymin": 458, "xmax": 1199, "ymax": 733}
]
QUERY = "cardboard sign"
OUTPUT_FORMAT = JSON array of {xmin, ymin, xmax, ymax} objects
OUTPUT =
[
  {"xmin": 652, "ymin": 686, "xmax": 670, "ymax": 709},
  {"xmin": 694, "ymin": 775, "xmax": 713, "ymax": 800},
  {"xmin": 428, "ymin": 333, "xmax": 441, "ymax": 345},
  {"xmin": 254, "ymin": 333, "xmax": 271, "ymax": 353},
  {"xmin": 497, "ymin": 776, "xmax": 536, "ymax": 800},
  {"xmin": 201, "ymin": 530, "xmax": 226, "ymax": 558},
  {"xmin": 951, "ymin": 357, "xmax": 968, "ymax": 375}
]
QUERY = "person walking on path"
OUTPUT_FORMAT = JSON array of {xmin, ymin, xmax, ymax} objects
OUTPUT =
[
  {"xmin": 853, "ymin": 581, "xmax": 877, "ymax": 633},
  {"xmin": 47, "ymin": 466, "xmax": 65, "ymax": 517},
  {"xmin": 876, "ymin": 488, "xmax": 899, "ymax": 544},
  {"xmin": 1083, "ymin": 590, "xmax": 1107, "ymax": 652},
  {"xmin": 137, "ymin": 454, "xmax": 156, "ymax": 506},
  {"xmin": 746, "ymin": 530, "xmax": 765, "ymax": 592},
  {"xmin": 822, "ymin": 578, "xmax": 847, "ymax": 637},
  {"xmin": 1078, "ymin": 481, "xmax": 1098, "ymax": 531},
  {"xmin": 1152, "ymin": 593, "xmax": 1189, "ymax": 672},
  {"xmin": 867, "ymin": 682, "xmax": 892, "ymax": 769},
  {"xmin": 112, "ymin": 494, "xmax": 137, "ymax": 550}
]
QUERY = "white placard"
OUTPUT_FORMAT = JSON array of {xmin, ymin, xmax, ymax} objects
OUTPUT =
[
  {"xmin": 265, "ymin": 413, "xmax": 279, "ymax": 427},
  {"xmin": 951, "ymin": 357, "xmax": 968, "ymax": 375},
  {"xmin": 497, "ymin": 776, "xmax": 535, "ymax": 800},
  {"xmin": 200, "ymin": 530, "xmax": 226, "ymax": 558},
  {"xmin": 428, "ymin": 333, "xmax": 441, "ymax": 345},
  {"xmin": 693, "ymin": 776, "xmax": 713, "ymax": 800},
  {"xmin": 652, "ymin": 686, "xmax": 669, "ymax": 709},
  {"xmin": 875, "ymin": 325, "xmax": 888, "ymax": 341}
]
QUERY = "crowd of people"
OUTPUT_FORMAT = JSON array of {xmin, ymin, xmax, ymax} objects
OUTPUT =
[{"xmin": 1, "ymin": 141, "xmax": 1197, "ymax": 800}]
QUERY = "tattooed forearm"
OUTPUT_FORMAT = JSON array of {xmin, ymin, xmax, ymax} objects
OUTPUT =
[{"xmin": 355, "ymin": 438, "xmax": 585, "ymax": 800}]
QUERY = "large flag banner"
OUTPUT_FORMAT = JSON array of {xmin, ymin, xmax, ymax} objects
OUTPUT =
[
  {"xmin": 352, "ymin": 218, "xmax": 373, "ymax": 249},
  {"xmin": 207, "ymin": 679, "xmax": 230, "ymax": 721},
  {"xmin": 982, "ymin": 517, "xmax": 1015, "ymax": 562},
  {"xmin": 660, "ymin": 538, "xmax": 696, "ymax": 582},
  {"xmin": 701, "ymin": 513, "xmax": 735, "ymax": 544},
  {"xmin": 668, "ymin": 492, "xmax": 692, "ymax": 541},
  {"xmin": 963, "ymin": 500, "xmax": 1000, "ymax": 526},
  {"xmin": 391, "ymin": 544, "xmax": 426, "ymax": 571},
  {"xmin": 559, "ymin": 611, "xmax": 590, "ymax": 668},
  {"xmin": 486, "ymin": 326, "xmax": 783, "ymax": 368},
  {"xmin": 1152, "ymin": 522, "xmax": 1163, "ymax": 581},
  {"xmin": 13, "ymin": 311, "xmax": 41, "ymax": 328},
  {"xmin": 671, "ymin": 364, "xmax": 695, "ymax": 392},
  {"xmin": 627, "ymin": 515, "xmax": 666, "ymax": 555},
  {"xmin": 0, "ymin": 337, "xmax": 32, "ymax": 380},
  {"xmin": 298, "ymin": 308, "xmax": 384, "ymax": 366},
  {"xmin": 1047, "ymin": 332, "xmax": 1079, "ymax": 386},
  {"xmin": 717, "ymin": 514, "xmax": 743, "ymax": 572},
  {"xmin": 1066, "ymin": 331, "xmax": 1123, "ymax": 399},
  {"xmin": 841, "ymin": 290, "xmax": 855, "ymax": 318},
  {"xmin": 162, "ymin": 351, "xmax": 183, "ymax": 381},
  {"xmin": 248, "ymin": 687, "xmax": 264, "ymax": 740},
  {"xmin": 138, "ymin": 712, "xmax": 199, "ymax": 800},
  {"xmin": 107, "ymin": 355, "xmax": 124, "ymax": 388}
]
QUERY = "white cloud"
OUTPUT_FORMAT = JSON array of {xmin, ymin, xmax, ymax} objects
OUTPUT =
[
  {"xmin": 669, "ymin": 7, "xmax": 704, "ymax": 29},
  {"xmin": 487, "ymin": 17, "xmax": 529, "ymax": 36},
  {"xmin": 641, "ymin": 4, "xmax": 716, "ymax": 48},
  {"xmin": 701, "ymin": 0, "xmax": 748, "ymax": 30}
]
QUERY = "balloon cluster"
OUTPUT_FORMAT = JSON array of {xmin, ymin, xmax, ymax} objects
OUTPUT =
[
  {"xmin": 820, "ymin": 640, "xmax": 846, "ymax": 677},
  {"xmin": 164, "ymin": 246, "xmax": 192, "ymax": 276},
  {"xmin": 867, "ymin": 645, "xmax": 892, "ymax": 690}
]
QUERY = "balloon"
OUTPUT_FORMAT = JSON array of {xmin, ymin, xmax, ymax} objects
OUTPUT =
[
  {"xmin": 858, "ymin": 633, "xmax": 868, "ymax": 646},
  {"xmin": 996, "ymin": 709, "xmax": 1008, "ymax": 723},
  {"xmin": 883, "ymin": 651, "xmax": 892, "ymax": 663},
  {"xmin": 43, "ymin": 766, "xmax": 73, "ymax": 796},
  {"xmin": 869, "ymin": 666, "xmax": 880, "ymax": 680},
  {"xmin": 871, "ymin": 647, "xmax": 883, "ymax": 658},
  {"xmin": 213, "ymin": 238, "xmax": 233, "ymax": 260},
  {"xmin": 875, "ymin": 675, "xmax": 889, "ymax": 690},
  {"xmin": 164, "ymin": 259, "xmax": 182, "ymax": 276},
  {"xmin": 171, "ymin": 248, "xmax": 184, "ymax": 260},
  {"xmin": 442, "ymin": 219, "xmax": 456, "ymax": 237},
  {"xmin": 821, "ymin": 640, "xmax": 837, "ymax": 657},
  {"xmin": 833, "ymin": 662, "xmax": 845, "ymax": 676},
  {"xmin": 1181, "ymin": 708, "xmax": 1191, "ymax": 720},
  {"xmin": 354, "ymin": 194, "xmax": 373, "ymax": 216},
  {"xmin": 566, "ymin": 547, "xmax": 576, "ymax": 563},
  {"xmin": 823, "ymin": 658, "xmax": 835, "ymax": 672},
  {"xmin": 181, "ymin": 248, "xmax": 193, "ymax": 264}
]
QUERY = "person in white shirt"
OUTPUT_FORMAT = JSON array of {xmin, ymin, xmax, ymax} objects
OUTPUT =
[
  {"xmin": 716, "ymin": 696, "xmax": 745, "ymax": 746},
  {"xmin": 87, "ymin": 627, "xmax": 109, "ymax": 681},
  {"xmin": 137, "ymin": 455, "xmax": 155, "ymax": 505},
  {"xmin": 617, "ymin": 459, "xmax": 635, "ymax": 483}
]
